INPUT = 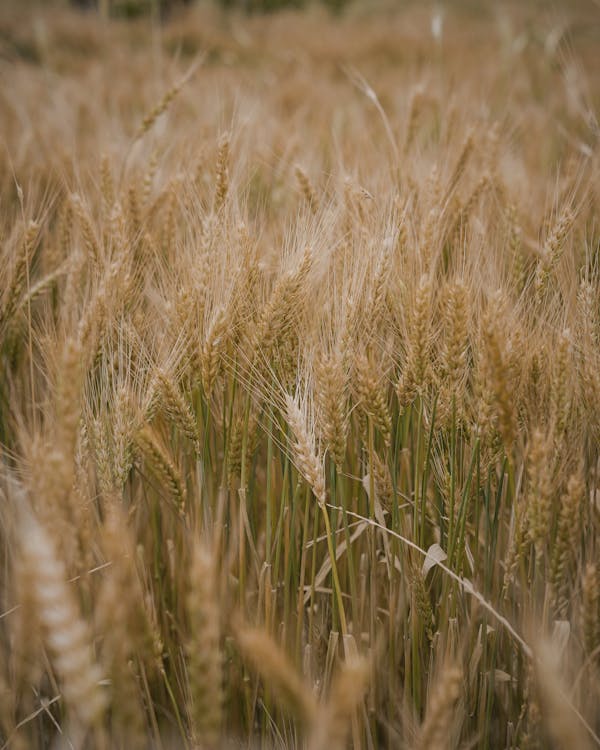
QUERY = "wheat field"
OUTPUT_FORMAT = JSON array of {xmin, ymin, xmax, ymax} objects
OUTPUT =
[{"xmin": 1, "ymin": 1, "xmax": 600, "ymax": 747}]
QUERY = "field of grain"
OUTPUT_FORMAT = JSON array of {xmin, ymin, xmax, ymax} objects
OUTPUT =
[{"xmin": 1, "ymin": 1, "xmax": 600, "ymax": 747}]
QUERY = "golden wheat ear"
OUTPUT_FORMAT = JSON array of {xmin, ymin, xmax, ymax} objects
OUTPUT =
[
  {"xmin": 18, "ymin": 511, "xmax": 107, "ymax": 732},
  {"xmin": 186, "ymin": 541, "xmax": 223, "ymax": 750},
  {"xmin": 284, "ymin": 393, "xmax": 327, "ymax": 508},
  {"xmin": 234, "ymin": 624, "xmax": 318, "ymax": 728},
  {"xmin": 315, "ymin": 349, "xmax": 348, "ymax": 471},
  {"xmin": 307, "ymin": 655, "xmax": 369, "ymax": 750},
  {"xmin": 415, "ymin": 664, "xmax": 463, "ymax": 750}
]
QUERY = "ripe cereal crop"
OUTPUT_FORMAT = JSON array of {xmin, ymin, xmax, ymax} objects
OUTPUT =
[{"xmin": 0, "ymin": 1, "xmax": 599, "ymax": 747}]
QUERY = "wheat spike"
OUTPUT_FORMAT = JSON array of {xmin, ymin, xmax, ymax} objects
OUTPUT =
[
  {"xmin": 187, "ymin": 542, "xmax": 223, "ymax": 750},
  {"xmin": 19, "ymin": 513, "xmax": 107, "ymax": 729},
  {"xmin": 285, "ymin": 394, "xmax": 327, "ymax": 507},
  {"xmin": 415, "ymin": 665, "xmax": 462, "ymax": 750}
]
